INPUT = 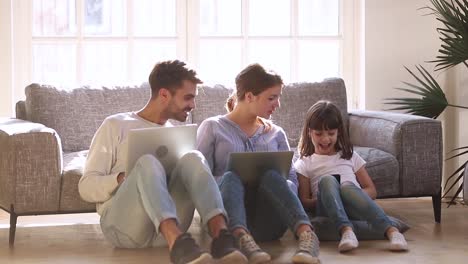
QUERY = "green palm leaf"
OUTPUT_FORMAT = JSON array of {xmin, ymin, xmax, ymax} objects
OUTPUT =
[
  {"xmin": 443, "ymin": 160, "xmax": 467, "ymax": 191},
  {"xmin": 384, "ymin": 65, "xmax": 449, "ymax": 118},
  {"xmin": 426, "ymin": 0, "xmax": 468, "ymax": 71},
  {"xmin": 443, "ymin": 148, "xmax": 468, "ymax": 201}
]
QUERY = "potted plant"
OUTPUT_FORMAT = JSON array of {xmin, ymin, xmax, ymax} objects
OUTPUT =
[{"xmin": 385, "ymin": 0, "xmax": 468, "ymax": 206}]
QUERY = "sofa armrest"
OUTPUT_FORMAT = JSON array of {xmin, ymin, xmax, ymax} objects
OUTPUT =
[
  {"xmin": 348, "ymin": 110, "xmax": 442, "ymax": 196},
  {"xmin": 0, "ymin": 118, "xmax": 63, "ymax": 214}
]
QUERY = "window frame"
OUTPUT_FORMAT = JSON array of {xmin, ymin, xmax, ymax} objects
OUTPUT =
[{"xmin": 6, "ymin": 0, "xmax": 362, "ymax": 114}]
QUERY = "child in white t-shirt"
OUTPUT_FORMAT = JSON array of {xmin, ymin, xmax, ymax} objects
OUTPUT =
[{"xmin": 294, "ymin": 100, "xmax": 408, "ymax": 252}]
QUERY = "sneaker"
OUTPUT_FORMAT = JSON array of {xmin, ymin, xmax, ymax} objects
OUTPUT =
[
  {"xmin": 292, "ymin": 230, "xmax": 320, "ymax": 264},
  {"xmin": 170, "ymin": 233, "xmax": 213, "ymax": 264},
  {"xmin": 388, "ymin": 232, "xmax": 408, "ymax": 251},
  {"xmin": 338, "ymin": 230, "xmax": 359, "ymax": 252},
  {"xmin": 237, "ymin": 233, "xmax": 271, "ymax": 264},
  {"xmin": 211, "ymin": 229, "xmax": 247, "ymax": 264}
]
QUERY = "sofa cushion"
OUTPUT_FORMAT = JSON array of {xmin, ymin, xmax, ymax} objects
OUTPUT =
[
  {"xmin": 25, "ymin": 83, "xmax": 150, "ymax": 152},
  {"xmin": 192, "ymin": 85, "xmax": 232, "ymax": 125},
  {"xmin": 355, "ymin": 146, "xmax": 399, "ymax": 197},
  {"xmin": 60, "ymin": 150, "xmax": 95, "ymax": 212},
  {"xmin": 272, "ymin": 78, "xmax": 348, "ymax": 147}
]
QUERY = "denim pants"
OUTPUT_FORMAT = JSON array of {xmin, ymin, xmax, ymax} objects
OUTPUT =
[
  {"xmin": 316, "ymin": 175, "xmax": 393, "ymax": 237},
  {"xmin": 100, "ymin": 151, "xmax": 226, "ymax": 248},
  {"xmin": 219, "ymin": 170, "xmax": 311, "ymax": 242}
]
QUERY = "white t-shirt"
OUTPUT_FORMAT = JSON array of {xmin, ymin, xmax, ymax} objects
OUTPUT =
[
  {"xmin": 294, "ymin": 151, "xmax": 366, "ymax": 200},
  {"xmin": 78, "ymin": 112, "xmax": 170, "ymax": 215}
]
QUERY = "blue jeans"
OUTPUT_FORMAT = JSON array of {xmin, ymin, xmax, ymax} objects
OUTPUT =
[
  {"xmin": 316, "ymin": 175, "xmax": 393, "ymax": 237},
  {"xmin": 219, "ymin": 170, "xmax": 311, "ymax": 242},
  {"xmin": 100, "ymin": 151, "xmax": 226, "ymax": 248}
]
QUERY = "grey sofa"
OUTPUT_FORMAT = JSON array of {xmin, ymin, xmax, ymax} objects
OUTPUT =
[{"xmin": 0, "ymin": 78, "xmax": 442, "ymax": 246}]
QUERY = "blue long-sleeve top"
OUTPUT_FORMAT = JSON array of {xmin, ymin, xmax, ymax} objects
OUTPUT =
[{"xmin": 196, "ymin": 115, "xmax": 298, "ymax": 194}]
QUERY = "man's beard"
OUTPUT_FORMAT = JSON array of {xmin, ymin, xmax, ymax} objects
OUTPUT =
[{"xmin": 169, "ymin": 106, "xmax": 192, "ymax": 122}]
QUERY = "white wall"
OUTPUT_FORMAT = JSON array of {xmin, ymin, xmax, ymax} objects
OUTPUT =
[
  {"xmin": 0, "ymin": 0, "xmax": 13, "ymax": 117},
  {"xmin": 364, "ymin": 0, "xmax": 468, "ymax": 194},
  {"xmin": 364, "ymin": 0, "xmax": 441, "ymax": 111}
]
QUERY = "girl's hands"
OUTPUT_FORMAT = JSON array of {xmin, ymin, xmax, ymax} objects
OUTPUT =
[
  {"xmin": 355, "ymin": 167, "xmax": 377, "ymax": 199},
  {"xmin": 298, "ymin": 173, "xmax": 317, "ymax": 210}
]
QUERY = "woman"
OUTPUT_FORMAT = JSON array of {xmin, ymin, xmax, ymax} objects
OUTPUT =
[{"xmin": 197, "ymin": 63, "xmax": 320, "ymax": 264}]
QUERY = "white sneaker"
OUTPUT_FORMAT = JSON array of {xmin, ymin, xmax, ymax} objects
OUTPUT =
[
  {"xmin": 338, "ymin": 230, "xmax": 359, "ymax": 252},
  {"xmin": 388, "ymin": 232, "xmax": 408, "ymax": 251}
]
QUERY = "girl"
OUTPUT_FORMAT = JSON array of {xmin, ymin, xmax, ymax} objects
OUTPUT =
[
  {"xmin": 295, "ymin": 100, "xmax": 408, "ymax": 252},
  {"xmin": 197, "ymin": 64, "xmax": 320, "ymax": 264}
]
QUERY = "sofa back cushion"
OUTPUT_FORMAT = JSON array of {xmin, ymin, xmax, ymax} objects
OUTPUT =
[
  {"xmin": 21, "ymin": 78, "xmax": 347, "ymax": 151},
  {"xmin": 192, "ymin": 85, "xmax": 232, "ymax": 124},
  {"xmin": 24, "ymin": 83, "xmax": 150, "ymax": 152},
  {"xmin": 191, "ymin": 78, "xmax": 348, "ymax": 147},
  {"xmin": 273, "ymin": 78, "xmax": 348, "ymax": 147}
]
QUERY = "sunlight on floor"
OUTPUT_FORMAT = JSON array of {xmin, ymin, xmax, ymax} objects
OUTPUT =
[{"xmin": 0, "ymin": 211, "xmax": 100, "ymax": 228}]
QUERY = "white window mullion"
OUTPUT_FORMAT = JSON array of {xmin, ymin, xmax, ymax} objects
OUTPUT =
[
  {"xmin": 76, "ymin": 0, "xmax": 84, "ymax": 84},
  {"xmin": 1, "ymin": 0, "xmax": 14, "ymax": 116},
  {"xmin": 185, "ymin": 0, "xmax": 196, "ymax": 66},
  {"xmin": 354, "ymin": 0, "xmax": 365, "ymax": 110},
  {"xmin": 12, "ymin": 0, "xmax": 32, "ymax": 102},
  {"xmin": 127, "ymin": 0, "xmax": 134, "ymax": 82},
  {"xmin": 342, "ymin": 0, "xmax": 361, "ymax": 109},
  {"xmin": 342, "ymin": 0, "xmax": 353, "ymax": 108},
  {"xmin": 290, "ymin": 0, "xmax": 298, "ymax": 82},
  {"xmin": 241, "ymin": 0, "xmax": 249, "ymax": 66},
  {"xmin": 339, "ymin": 0, "xmax": 346, "ymax": 80}
]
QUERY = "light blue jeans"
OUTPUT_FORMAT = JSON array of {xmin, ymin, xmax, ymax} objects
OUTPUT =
[
  {"xmin": 100, "ymin": 151, "xmax": 226, "ymax": 248},
  {"xmin": 316, "ymin": 175, "xmax": 393, "ymax": 238},
  {"xmin": 219, "ymin": 170, "xmax": 311, "ymax": 242}
]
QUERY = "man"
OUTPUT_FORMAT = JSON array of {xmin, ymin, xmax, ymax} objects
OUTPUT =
[{"xmin": 79, "ymin": 60, "xmax": 247, "ymax": 264}]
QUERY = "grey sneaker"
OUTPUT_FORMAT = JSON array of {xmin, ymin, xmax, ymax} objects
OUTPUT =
[
  {"xmin": 237, "ymin": 233, "xmax": 271, "ymax": 264},
  {"xmin": 292, "ymin": 230, "xmax": 320, "ymax": 264},
  {"xmin": 170, "ymin": 233, "xmax": 213, "ymax": 264},
  {"xmin": 211, "ymin": 229, "xmax": 247, "ymax": 264}
]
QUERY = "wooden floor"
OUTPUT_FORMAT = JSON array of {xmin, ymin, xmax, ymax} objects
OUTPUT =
[{"xmin": 0, "ymin": 198, "xmax": 467, "ymax": 264}]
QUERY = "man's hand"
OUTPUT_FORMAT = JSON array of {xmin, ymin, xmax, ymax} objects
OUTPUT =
[{"xmin": 117, "ymin": 172, "xmax": 126, "ymax": 184}]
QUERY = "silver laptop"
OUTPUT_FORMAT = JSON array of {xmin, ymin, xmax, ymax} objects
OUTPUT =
[
  {"xmin": 226, "ymin": 151, "xmax": 294, "ymax": 187},
  {"xmin": 126, "ymin": 124, "xmax": 198, "ymax": 176}
]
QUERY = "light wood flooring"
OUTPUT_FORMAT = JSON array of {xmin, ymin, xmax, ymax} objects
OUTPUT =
[{"xmin": 0, "ymin": 197, "xmax": 467, "ymax": 264}]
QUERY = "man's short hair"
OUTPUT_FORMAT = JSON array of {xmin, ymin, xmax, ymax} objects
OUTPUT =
[{"xmin": 148, "ymin": 60, "xmax": 202, "ymax": 97}]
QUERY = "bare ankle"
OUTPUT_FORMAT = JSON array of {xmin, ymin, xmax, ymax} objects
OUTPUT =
[
  {"xmin": 340, "ymin": 226, "xmax": 353, "ymax": 235},
  {"xmin": 232, "ymin": 227, "xmax": 248, "ymax": 238},
  {"xmin": 207, "ymin": 214, "xmax": 228, "ymax": 238},
  {"xmin": 295, "ymin": 224, "xmax": 313, "ymax": 237},
  {"xmin": 159, "ymin": 218, "xmax": 182, "ymax": 250},
  {"xmin": 385, "ymin": 227, "xmax": 400, "ymax": 238}
]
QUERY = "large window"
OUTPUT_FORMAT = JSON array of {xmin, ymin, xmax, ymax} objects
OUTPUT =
[
  {"xmin": 196, "ymin": 0, "xmax": 341, "ymax": 86},
  {"xmin": 10, "ymin": 0, "xmax": 360, "ymax": 107},
  {"xmin": 29, "ymin": 0, "xmax": 182, "ymax": 84}
]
